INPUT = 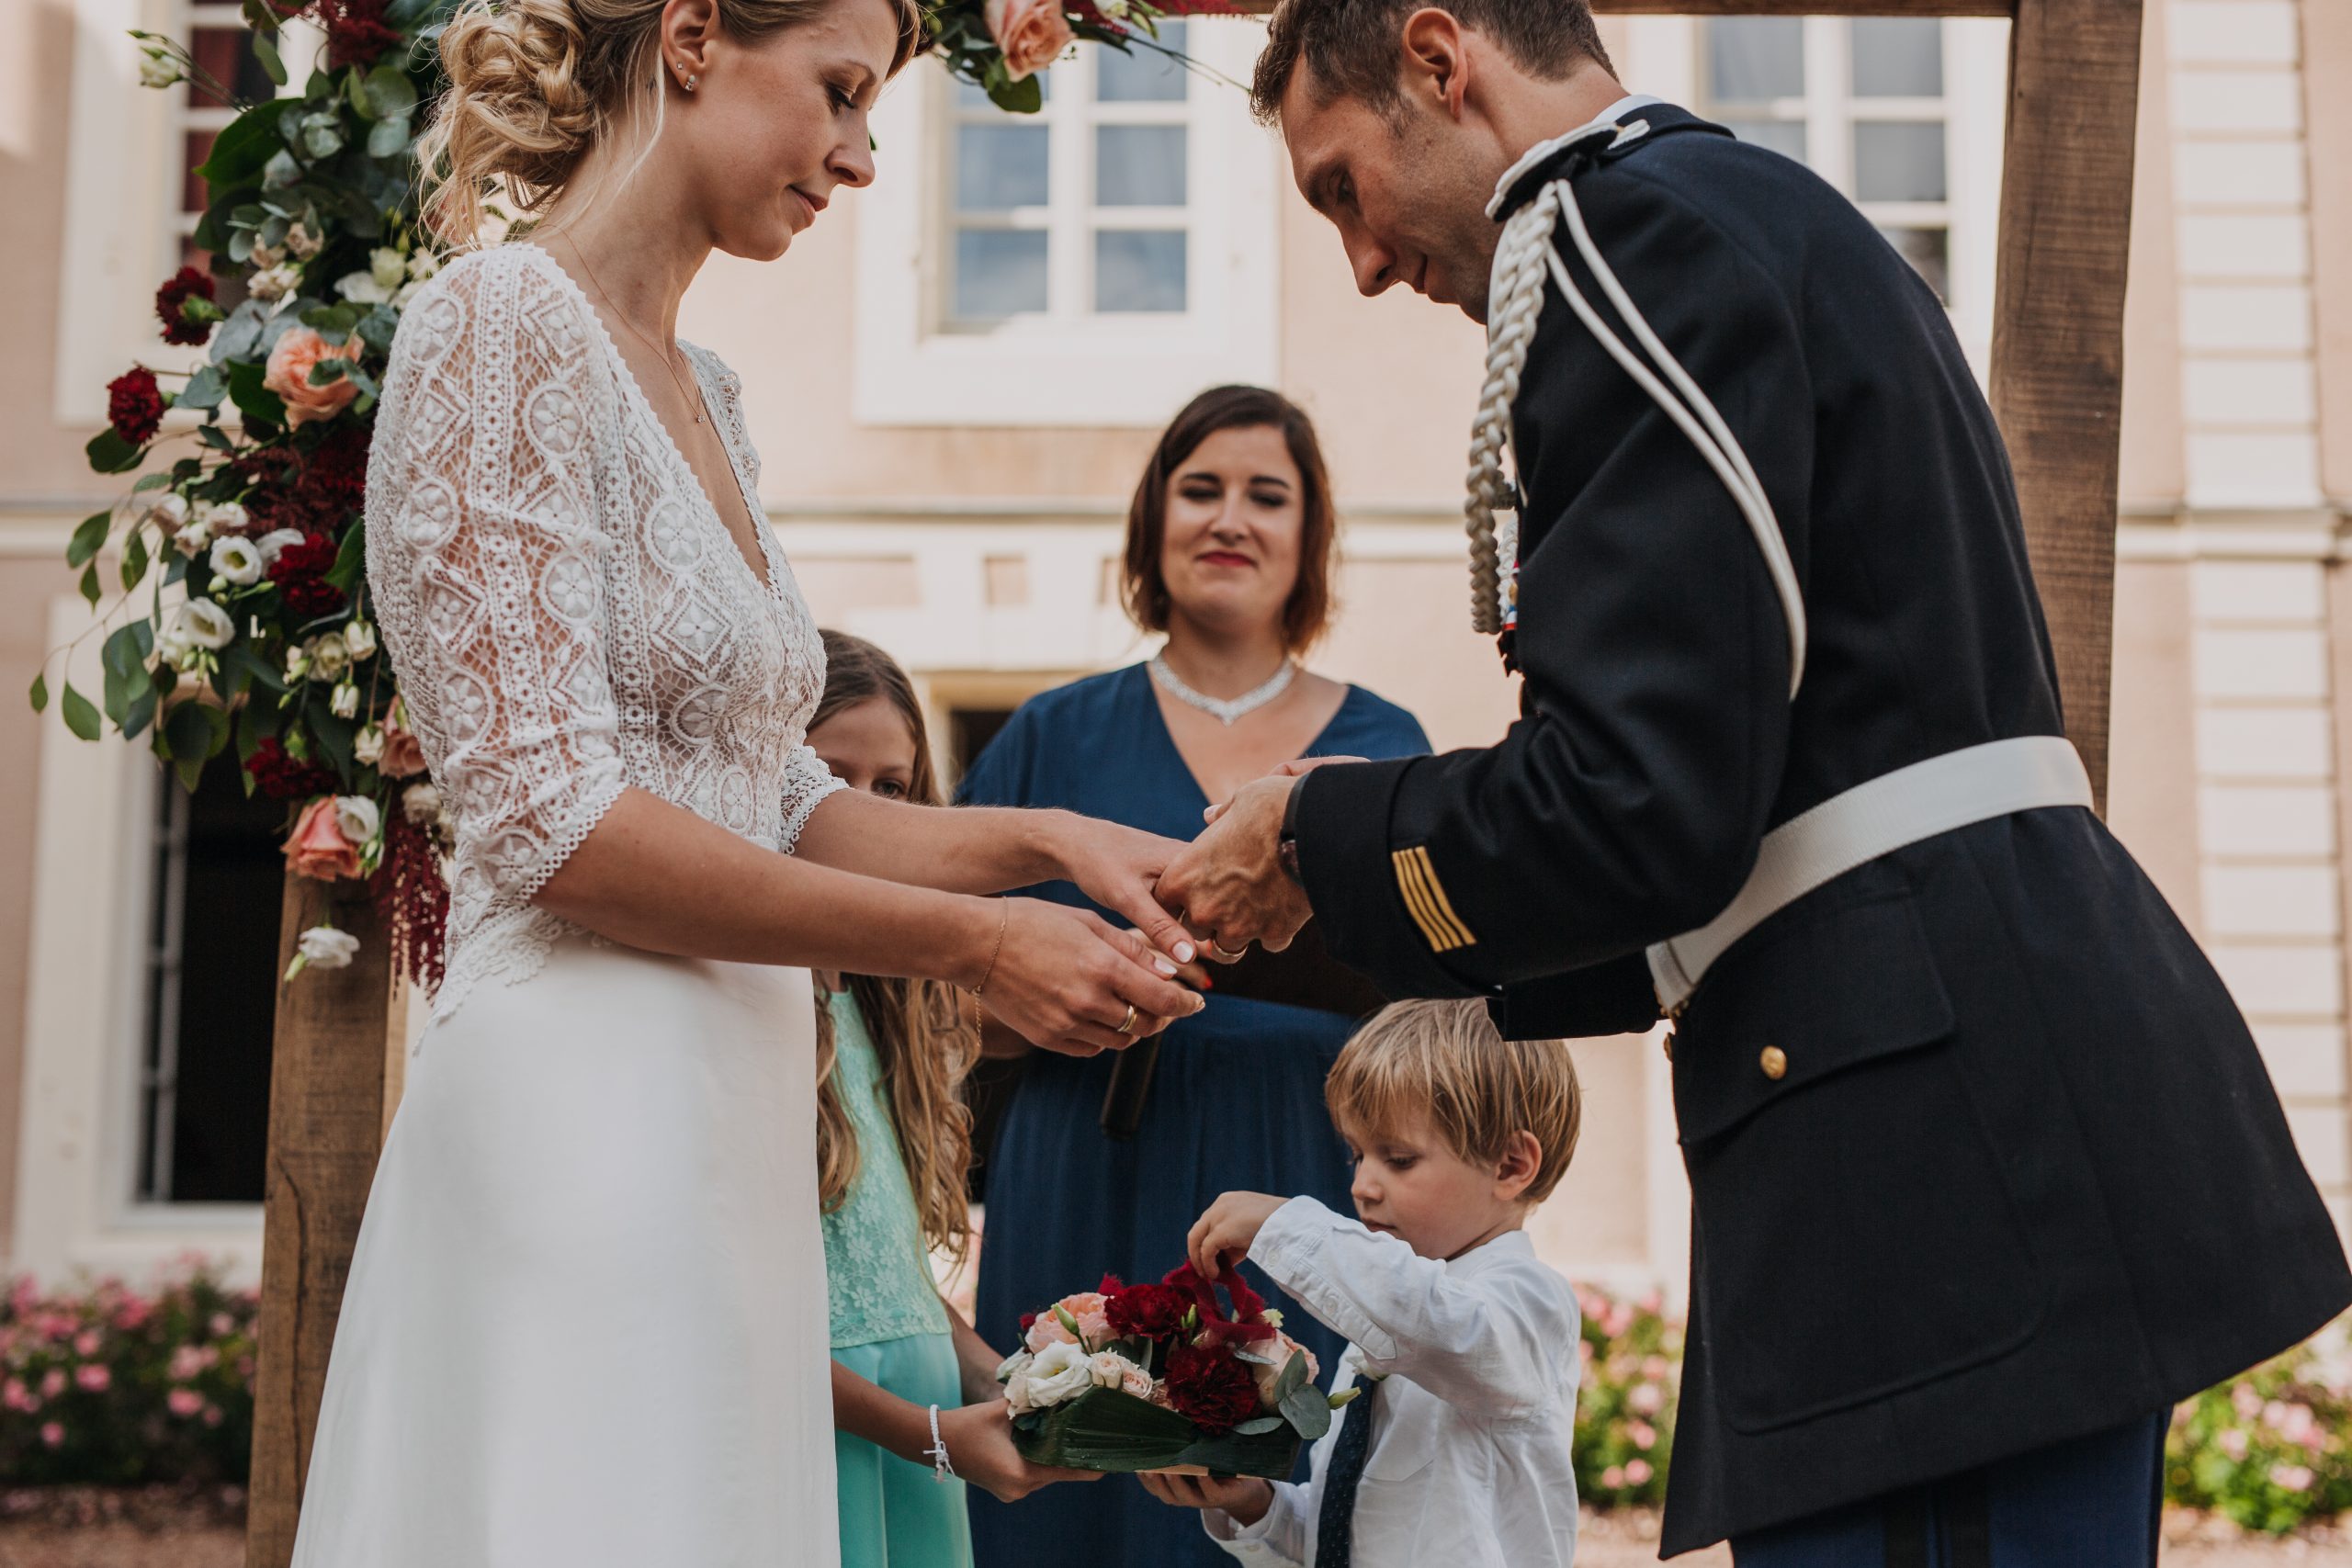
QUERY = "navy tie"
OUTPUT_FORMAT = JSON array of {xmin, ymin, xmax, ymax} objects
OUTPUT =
[{"xmin": 1314, "ymin": 1378, "xmax": 1380, "ymax": 1568}]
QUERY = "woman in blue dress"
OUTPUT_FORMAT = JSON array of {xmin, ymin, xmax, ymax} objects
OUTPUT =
[{"xmin": 956, "ymin": 387, "xmax": 1430, "ymax": 1568}]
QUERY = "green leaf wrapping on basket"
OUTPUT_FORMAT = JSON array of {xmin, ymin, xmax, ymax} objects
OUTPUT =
[{"xmin": 1010, "ymin": 1387, "xmax": 1301, "ymax": 1480}]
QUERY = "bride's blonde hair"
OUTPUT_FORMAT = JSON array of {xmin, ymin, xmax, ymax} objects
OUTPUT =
[{"xmin": 418, "ymin": 0, "xmax": 923, "ymax": 245}]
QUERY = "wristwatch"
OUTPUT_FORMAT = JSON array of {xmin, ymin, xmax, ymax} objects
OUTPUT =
[{"xmin": 1277, "ymin": 777, "xmax": 1306, "ymax": 888}]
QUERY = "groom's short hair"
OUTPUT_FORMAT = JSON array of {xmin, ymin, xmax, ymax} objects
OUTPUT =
[{"xmin": 1250, "ymin": 0, "xmax": 1613, "ymax": 127}]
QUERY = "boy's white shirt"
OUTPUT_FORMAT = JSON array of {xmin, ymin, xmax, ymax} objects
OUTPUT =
[{"xmin": 1199, "ymin": 1196, "xmax": 1583, "ymax": 1568}]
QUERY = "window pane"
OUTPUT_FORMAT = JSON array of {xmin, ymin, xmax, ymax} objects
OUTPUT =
[
  {"xmin": 1851, "ymin": 18, "xmax": 1943, "ymax": 97},
  {"xmin": 956, "ymin": 74, "xmax": 1049, "ymax": 108},
  {"xmin": 1708, "ymin": 17, "xmax": 1804, "ymax": 101},
  {"xmin": 1722, "ymin": 118, "xmax": 1809, "ymax": 164},
  {"xmin": 1098, "ymin": 21, "xmax": 1186, "ymax": 101},
  {"xmin": 1096, "ymin": 125, "xmax": 1185, "ymax": 206},
  {"xmin": 956, "ymin": 124, "xmax": 1050, "ymax": 210},
  {"xmin": 1095, "ymin": 230, "xmax": 1186, "ymax": 312},
  {"xmin": 1854, "ymin": 121, "xmax": 1947, "ymax": 201},
  {"xmin": 188, "ymin": 26, "xmax": 274, "ymax": 110},
  {"xmin": 955, "ymin": 230, "xmax": 1050, "ymax": 317},
  {"xmin": 1878, "ymin": 225, "xmax": 1950, "ymax": 301}
]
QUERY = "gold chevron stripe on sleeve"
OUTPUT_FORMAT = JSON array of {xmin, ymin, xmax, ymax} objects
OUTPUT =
[{"xmin": 1392, "ymin": 846, "xmax": 1476, "ymax": 953}]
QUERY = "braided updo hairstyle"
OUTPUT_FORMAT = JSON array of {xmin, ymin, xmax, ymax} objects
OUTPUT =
[{"xmin": 418, "ymin": 0, "xmax": 923, "ymax": 245}]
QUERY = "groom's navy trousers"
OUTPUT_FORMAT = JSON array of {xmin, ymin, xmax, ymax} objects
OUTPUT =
[{"xmin": 1286, "ymin": 102, "xmax": 2352, "ymax": 1554}]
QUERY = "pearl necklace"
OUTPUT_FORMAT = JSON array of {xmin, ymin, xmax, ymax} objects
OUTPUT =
[{"xmin": 1148, "ymin": 654, "xmax": 1296, "ymax": 727}]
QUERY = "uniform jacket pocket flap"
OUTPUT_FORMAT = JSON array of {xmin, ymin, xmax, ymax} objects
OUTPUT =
[{"xmin": 1672, "ymin": 888, "xmax": 1955, "ymax": 1145}]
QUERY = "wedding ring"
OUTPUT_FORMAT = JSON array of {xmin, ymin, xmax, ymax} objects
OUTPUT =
[
  {"xmin": 1210, "ymin": 940, "xmax": 1248, "ymax": 963},
  {"xmin": 1117, "ymin": 1004, "xmax": 1140, "ymax": 1036}
]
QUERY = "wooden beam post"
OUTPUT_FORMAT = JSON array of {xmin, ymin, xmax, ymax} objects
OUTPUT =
[
  {"xmin": 1987, "ymin": 0, "xmax": 2144, "ymax": 807},
  {"xmin": 245, "ymin": 872, "xmax": 394, "ymax": 1568}
]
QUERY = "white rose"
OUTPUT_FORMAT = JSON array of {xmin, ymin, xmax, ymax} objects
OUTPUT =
[
  {"xmin": 145, "ymin": 491, "xmax": 189, "ymax": 534},
  {"xmin": 330, "ymin": 680, "xmax": 359, "ymax": 719},
  {"xmin": 175, "ymin": 598, "xmax": 235, "ymax": 651},
  {"xmin": 401, "ymin": 781, "xmax": 442, "ymax": 824},
  {"xmin": 208, "ymin": 501, "xmax": 250, "ymax": 535},
  {"xmin": 172, "ymin": 519, "xmax": 213, "ymax": 558},
  {"xmin": 138, "ymin": 51, "xmax": 180, "ymax": 89},
  {"xmin": 407, "ymin": 249, "xmax": 440, "ymax": 282},
  {"xmin": 334, "ymin": 794, "xmax": 380, "ymax": 846},
  {"xmin": 354, "ymin": 724, "xmax": 385, "ymax": 765},
  {"xmin": 284, "ymin": 221, "xmax": 321, "ymax": 260},
  {"xmin": 1023, "ymin": 1340, "xmax": 1095, "ymax": 1410},
  {"xmin": 249, "ymin": 264, "xmax": 300, "ymax": 302},
  {"xmin": 1088, "ymin": 1351, "xmax": 1150, "ymax": 1397},
  {"xmin": 305, "ymin": 634, "xmax": 348, "ymax": 682},
  {"xmin": 296, "ymin": 925, "xmax": 360, "ymax": 969},
  {"xmin": 370, "ymin": 247, "xmax": 407, "ymax": 291},
  {"xmin": 336, "ymin": 271, "xmax": 391, "ymax": 306},
  {"xmin": 249, "ymin": 242, "xmax": 282, "ymax": 270},
  {"xmin": 254, "ymin": 527, "xmax": 306, "ymax": 568},
  {"xmin": 344, "ymin": 618, "xmax": 377, "ymax": 660},
  {"xmin": 209, "ymin": 536, "xmax": 263, "ymax": 586}
]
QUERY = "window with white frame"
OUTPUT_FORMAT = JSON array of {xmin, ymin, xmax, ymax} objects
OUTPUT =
[
  {"xmin": 944, "ymin": 27, "xmax": 1195, "ymax": 323},
  {"xmin": 853, "ymin": 23, "xmax": 1278, "ymax": 427},
  {"xmin": 1699, "ymin": 17, "xmax": 1955, "ymax": 300},
  {"xmin": 175, "ymin": 5, "xmax": 275, "ymax": 275}
]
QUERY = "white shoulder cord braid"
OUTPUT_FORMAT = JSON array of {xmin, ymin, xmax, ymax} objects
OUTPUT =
[{"xmin": 1462, "ymin": 122, "xmax": 1809, "ymax": 699}]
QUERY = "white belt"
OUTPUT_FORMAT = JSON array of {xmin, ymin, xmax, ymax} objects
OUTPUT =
[{"xmin": 1646, "ymin": 736, "xmax": 2094, "ymax": 1014}]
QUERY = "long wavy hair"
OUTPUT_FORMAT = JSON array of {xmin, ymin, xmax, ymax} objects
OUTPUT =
[{"xmin": 810, "ymin": 631, "xmax": 978, "ymax": 1261}]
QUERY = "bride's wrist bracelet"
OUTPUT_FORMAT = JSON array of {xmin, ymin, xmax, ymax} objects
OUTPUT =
[
  {"xmin": 924, "ymin": 1404, "xmax": 956, "ymax": 1483},
  {"xmin": 965, "ymin": 899, "xmax": 1010, "ymax": 1032}
]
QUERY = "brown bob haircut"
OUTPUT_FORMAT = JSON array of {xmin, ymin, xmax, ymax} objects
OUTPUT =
[{"xmin": 1121, "ymin": 384, "xmax": 1340, "ymax": 654}]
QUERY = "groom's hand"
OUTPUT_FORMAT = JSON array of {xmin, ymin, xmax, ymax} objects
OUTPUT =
[{"xmin": 1157, "ymin": 776, "xmax": 1310, "ymax": 958}]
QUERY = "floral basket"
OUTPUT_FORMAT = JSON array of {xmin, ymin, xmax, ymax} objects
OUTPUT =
[{"xmin": 999, "ymin": 1266, "xmax": 1353, "ymax": 1477}]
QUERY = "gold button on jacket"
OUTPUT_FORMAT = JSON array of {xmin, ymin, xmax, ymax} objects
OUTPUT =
[{"xmin": 1759, "ymin": 1044, "xmax": 1788, "ymax": 1080}]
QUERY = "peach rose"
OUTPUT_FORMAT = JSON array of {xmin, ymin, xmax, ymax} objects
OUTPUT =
[
  {"xmin": 379, "ymin": 718, "xmax": 427, "ymax": 779},
  {"xmin": 283, "ymin": 795, "xmax": 362, "ymax": 880},
  {"xmin": 1248, "ymin": 1332, "xmax": 1319, "ymax": 1409},
  {"xmin": 264, "ymin": 327, "xmax": 364, "ymax": 427},
  {"xmin": 983, "ymin": 0, "xmax": 1073, "ymax": 81}
]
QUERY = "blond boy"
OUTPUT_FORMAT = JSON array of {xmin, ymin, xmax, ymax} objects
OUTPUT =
[{"xmin": 1145, "ymin": 998, "xmax": 1584, "ymax": 1567}]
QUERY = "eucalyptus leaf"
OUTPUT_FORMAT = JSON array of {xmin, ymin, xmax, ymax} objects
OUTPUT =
[
  {"xmin": 67, "ymin": 512, "xmax": 111, "ymax": 569},
  {"xmin": 133, "ymin": 472, "xmax": 173, "ymax": 493},
  {"xmin": 308, "ymin": 358, "xmax": 349, "ymax": 387},
  {"xmin": 1279, "ymin": 1381, "xmax": 1332, "ymax": 1442},
  {"xmin": 123, "ymin": 686, "xmax": 158, "ymax": 740},
  {"xmin": 302, "ymin": 118, "xmax": 344, "ymax": 160},
  {"xmin": 180, "ymin": 364, "xmax": 228, "ymax": 411},
  {"xmin": 78, "ymin": 563, "xmax": 100, "ymax": 607},
  {"xmin": 28, "ymin": 671, "xmax": 47, "ymax": 713},
  {"xmin": 1230, "ymin": 1416, "xmax": 1285, "ymax": 1436},
  {"xmin": 363, "ymin": 63, "xmax": 418, "ymax": 120},
  {"xmin": 103, "ymin": 621, "xmax": 149, "ymax": 682},
  {"xmin": 60, "ymin": 682, "xmax": 100, "ymax": 741},
  {"xmin": 1272, "ymin": 1349, "xmax": 1309, "ymax": 1403},
  {"xmin": 197, "ymin": 424, "xmax": 236, "ymax": 452},
  {"xmin": 263, "ymin": 149, "xmax": 301, "ymax": 191},
  {"xmin": 213, "ymin": 298, "xmax": 269, "ymax": 363},
  {"xmin": 357, "ymin": 305, "xmax": 401, "ymax": 354},
  {"xmin": 121, "ymin": 527, "xmax": 151, "ymax": 592},
  {"xmin": 368, "ymin": 114, "xmax": 411, "ymax": 159}
]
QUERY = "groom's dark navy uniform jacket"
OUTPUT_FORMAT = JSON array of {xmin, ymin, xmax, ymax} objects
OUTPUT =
[{"xmin": 1289, "ymin": 104, "xmax": 2351, "ymax": 1551}]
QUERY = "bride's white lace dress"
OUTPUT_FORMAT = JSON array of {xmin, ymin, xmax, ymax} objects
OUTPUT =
[{"xmin": 289, "ymin": 243, "xmax": 847, "ymax": 1568}]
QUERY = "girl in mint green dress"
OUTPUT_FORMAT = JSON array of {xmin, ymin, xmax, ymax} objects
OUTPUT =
[{"xmin": 808, "ymin": 632, "xmax": 1093, "ymax": 1568}]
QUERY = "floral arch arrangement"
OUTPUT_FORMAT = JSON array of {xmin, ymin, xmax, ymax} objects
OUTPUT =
[{"xmin": 33, "ymin": 0, "xmax": 1225, "ymax": 987}]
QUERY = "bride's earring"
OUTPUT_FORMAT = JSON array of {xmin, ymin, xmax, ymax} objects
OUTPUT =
[{"xmin": 674, "ymin": 61, "xmax": 697, "ymax": 91}]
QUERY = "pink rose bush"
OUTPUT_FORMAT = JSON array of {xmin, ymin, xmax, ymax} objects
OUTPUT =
[
  {"xmin": 0, "ymin": 1261, "xmax": 256, "ymax": 1484},
  {"xmin": 2167, "ymin": 1314, "xmax": 2352, "ymax": 1530}
]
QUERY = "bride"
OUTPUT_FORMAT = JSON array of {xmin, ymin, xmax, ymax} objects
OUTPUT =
[{"xmin": 288, "ymin": 0, "xmax": 1204, "ymax": 1563}]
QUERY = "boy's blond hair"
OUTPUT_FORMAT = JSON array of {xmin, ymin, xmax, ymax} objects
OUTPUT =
[{"xmin": 1326, "ymin": 999, "xmax": 1582, "ymax": 1203}]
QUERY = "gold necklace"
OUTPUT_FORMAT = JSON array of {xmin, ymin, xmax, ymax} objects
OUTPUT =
[{"xmin": 560, "ymin": 235, "xmax": 704, "ymax": 426}]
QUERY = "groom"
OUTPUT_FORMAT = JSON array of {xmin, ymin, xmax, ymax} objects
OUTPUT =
[{"xmin": 1153, "ymin": 0, "xmax": 2352, "ymax": 1559}]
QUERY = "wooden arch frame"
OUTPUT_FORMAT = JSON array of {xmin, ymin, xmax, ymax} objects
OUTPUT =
[{"xmin": 241, "ymin": 2, "xmax": 2143, "ymax": 1562}]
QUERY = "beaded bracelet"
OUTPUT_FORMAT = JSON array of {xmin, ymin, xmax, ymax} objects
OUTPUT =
[{"xmin": 924, "ymin": 1404, "xmax": 956, "ymax": 1483}]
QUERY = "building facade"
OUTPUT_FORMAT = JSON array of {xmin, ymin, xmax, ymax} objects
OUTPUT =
[{"xmin": 0, "ymin": 0, "xmax": 2347, "ymax": 1304}]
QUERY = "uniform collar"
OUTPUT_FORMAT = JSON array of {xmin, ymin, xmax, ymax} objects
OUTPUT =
[{"xmin": 1487, "ymin": 96, "xmax": 1724, "ymax": 221}]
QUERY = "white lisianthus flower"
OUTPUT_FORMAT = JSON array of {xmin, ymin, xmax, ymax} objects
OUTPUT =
[
  {"xmin": 344, "ymin": 618, "xmax": 378, "ymax": 660},
  {"xmin": 254, "ymin": 527, "xmax": 306, "ymax": 569},
  {"xmin": 401, "ymin": 782, "xmax": 443, "ymax": 824},
  {"xmin": 208, "ymin": 501, "xmax": 250, "ymax": 535},
  {"xmin": 172, "ymin": 519, "xmax": 213, "ymax": 558},
  {"xmin": 336, "ymin": 271, "xmax": 392, "ymax": 306},
  {"xmin": 209, "ymin": 536, "xmax": 263, "ymax": 586},
  {"xmin": 175, "ymin": 598, "xmax": 236, "ymax": 650},
  {"xmin": 334, "ymin": 794, "xmax": 380, "ymax": 846},
  {"xmin": 407, "ymin": 249, "xmax": 440, "ymax": 282},
  {"xmin": 304, "ymin": 634, "xmax": 348, "ymax": 682},
  {"xmin": 1023, "ymin": 1340, "xmax": 1094, "ymax": 1410},
  {"xmin": 138, "ymin": 51, "xmax": 180, "ymax": 89},
  {"xmin": 330, "ymin": 680, "xmax": 360, "ymax": 720},
  {"xmin": 354, "ymin": 724, "xmax": 385, "ymax": 765},
  {"xmin": 370, "ymin": 247, "xmax": 407, "ymax": 291},
  {"xmin": 298, "ymin": 925, "xmax": 360, "ymax": 969},
  {"xmin": 145, "ymin": 491, "xmax": 189, "ymax": 534},
  {"xmin": 248, "ymin": 264, "xmax": 300, "ymax": 302}
]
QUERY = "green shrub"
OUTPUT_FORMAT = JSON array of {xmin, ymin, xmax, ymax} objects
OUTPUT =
[
  {"xmin": 1573, "ymin": 1283, "xmax": 1679, "ymax": 1508},
  {"xmin": 2165, "ymin": 1318, "xmax": 2352, "ymax": 1532},
  {"xmin": 0, "ymin": 1263, "xmax": 256, "ymax": 1485}
]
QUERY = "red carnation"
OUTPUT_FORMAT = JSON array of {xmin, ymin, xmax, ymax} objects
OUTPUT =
[
  {"xmin": 154, "ymin": 266, "xmax": 220, "ymax": 347},
  {"xmin": 1162, "ymin": 1344, "xmax": 1261, "ymax": 1434},
  {"xmin": 269, "ymin": 534, "xmax": 347, "ymax": 616},
  {"xmin": 245, "ymin": 737, "xmax": 340, "ymax": 802},
  {"xmin": 1162, "ymin": 1262, "xmax": 1277, "ymax": 1345},
  {"xmin": 1101, "ymin": 1277, "xmax": 1188, "ymax": 1343},
  {"xmin": 107, "ymin": 367, "xmax": 165, "ymax": 446}
]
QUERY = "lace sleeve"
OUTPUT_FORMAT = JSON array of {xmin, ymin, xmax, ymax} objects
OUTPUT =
[
  {"xmin": 779, "ymin": 744, "xmax": 847, "ymax": 854},
  {"xmin": 368, "ymin": 252, "xmax": 627, "ymax": 907}
]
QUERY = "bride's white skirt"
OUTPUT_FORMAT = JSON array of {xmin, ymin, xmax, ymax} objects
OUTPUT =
[{"xmin": 288, "ymin": 935, "xmax": 838, "ymax": 1568}]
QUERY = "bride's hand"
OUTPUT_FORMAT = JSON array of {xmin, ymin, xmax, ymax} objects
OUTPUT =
[
  {"xmin": 1048, "ymin": 815, "xmax": 1202, "ymax": 968},
  {"xmin": 986, "ymin": 898, "xmax": 1203, "ymax": 1056},
  {"xmin": 938, "ymin": 1400, "xmax": 1102, "ymax": 1502}
]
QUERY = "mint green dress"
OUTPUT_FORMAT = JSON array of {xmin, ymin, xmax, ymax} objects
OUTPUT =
[{"xmin": 823, "ymin": 989, "xmax": 975, "ymax": 1568}]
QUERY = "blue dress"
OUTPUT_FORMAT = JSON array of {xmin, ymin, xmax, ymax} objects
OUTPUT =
[{"xmin": 956, "ymin": 664, "xmax": 1430, "ymax": 1568}]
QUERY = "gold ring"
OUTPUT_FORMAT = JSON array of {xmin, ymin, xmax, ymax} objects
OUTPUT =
[
  {"xmin": 1210, "ymin": 940, "xmax": 1248, "ymax": 963},
  {"xmin": 1118, "ymin": 1004, "xmax": 1139, "ymax": 1035}
]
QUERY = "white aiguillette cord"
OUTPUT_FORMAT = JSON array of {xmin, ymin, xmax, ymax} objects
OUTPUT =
[{"xmin": 1461, "ymin": 119, "xmax": 1809, "ymax": 700}]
